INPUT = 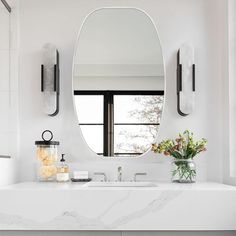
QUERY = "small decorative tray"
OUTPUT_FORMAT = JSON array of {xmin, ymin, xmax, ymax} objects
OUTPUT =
[{"xmin": 71, "ymin": 178, "xmax": 92, "ymax": 182}]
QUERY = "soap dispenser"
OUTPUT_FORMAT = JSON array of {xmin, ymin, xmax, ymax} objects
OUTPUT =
[{"xmin": 57, "ymin": 154, "xmax": 70, "ymax": 182}]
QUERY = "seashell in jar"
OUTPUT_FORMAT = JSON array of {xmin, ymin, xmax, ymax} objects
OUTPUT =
[
  {"xmin": 40, "ymin": 165, "xmax": 57, "ymax": 179},
  {"xmin": 37, "ymin": 147, "xmax": 49, "ymax": 161}
]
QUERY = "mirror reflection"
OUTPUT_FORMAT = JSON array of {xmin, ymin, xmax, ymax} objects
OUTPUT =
[{"xmin": 73, "ymin": 8, "xmax": 165, "ymax": 157}]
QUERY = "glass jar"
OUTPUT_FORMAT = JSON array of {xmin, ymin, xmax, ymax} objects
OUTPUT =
[
  {"xmin": 171, "ymin": 159, "xmax": 196, "ymax": 183},
  {"xmin": 35, "ymin": 130, "xmax": 59, "ymax": 181}
]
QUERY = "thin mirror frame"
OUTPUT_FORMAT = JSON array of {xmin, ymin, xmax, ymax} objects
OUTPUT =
[{"xmin": 72, "ymin": 7, "xmax": 166, "ymax": 159}]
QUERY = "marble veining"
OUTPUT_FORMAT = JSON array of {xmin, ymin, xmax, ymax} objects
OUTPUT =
[
  {"xmin": 0, "ymin": 190, "xmax": 181, "ymax": 230},
  {"xmin": 0, "ymin": 182, "xmax": 236, "ymax": 230},
  {"xmin": 107, "ymin": 190, "xmax": 182, "ymax": 229},
  {"xmin": 98, "ymin": 190, "xmax": 132, "ymax": 220}
]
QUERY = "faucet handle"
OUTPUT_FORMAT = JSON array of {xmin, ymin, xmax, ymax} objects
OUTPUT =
[
  {"xmin": 94, "ymin": 172, "xmax": 107, "ymax": 182},
  {"xmin": 117, "ymin": 166, "xmax": 122, "ymax": 182},
  {"xmin": 134, "ymin": 172, "xmax": 147, "ymax": 182}
]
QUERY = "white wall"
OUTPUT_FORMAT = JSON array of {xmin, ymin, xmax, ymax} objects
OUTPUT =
[
  {"xmin": 222, "ymin": 0, "xmax": 236, "ymax": 185},
  {"xmin": 18, "ymin": 0, "xmax": 224, "ymax": 182}
]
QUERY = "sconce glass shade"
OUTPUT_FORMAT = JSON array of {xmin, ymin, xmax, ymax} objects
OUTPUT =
[
  {"xmin": 41, "ymin": 43, "xmax": 59, "ymax": 116},
  {"xmin": 177, "ymin": 43, "xmax": 195, "ymax": 116}
]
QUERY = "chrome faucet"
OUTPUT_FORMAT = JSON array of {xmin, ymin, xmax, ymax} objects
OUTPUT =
[
  {"xmin": 117, "ymin": 166, "xmax": 122, "ymax": 182},
  {"xmin": 134, "ymin": 173, "xmax": 147, "ymax": 182},
  {"xmin": 94, "ymin": 172, "xmax": 107, "ymax": 182}
]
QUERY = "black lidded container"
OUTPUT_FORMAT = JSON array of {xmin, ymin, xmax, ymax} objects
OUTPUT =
[{"xmin": 35, "ymin": 130, "xmax": 59, "ymax": 181}]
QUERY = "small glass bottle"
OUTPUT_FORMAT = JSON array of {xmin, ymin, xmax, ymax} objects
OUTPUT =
[{"xmin": 57, "ymin": 154, "xmax": 70, "ymax": 182}]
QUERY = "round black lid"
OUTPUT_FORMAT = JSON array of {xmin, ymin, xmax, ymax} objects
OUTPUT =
[{"xmin": 35, "ymin": 130, "xmax": 59, "ymax": 146}]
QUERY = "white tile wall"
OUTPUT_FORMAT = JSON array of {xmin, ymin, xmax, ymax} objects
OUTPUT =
[
  {"xmin": 0, "ymin": 134, "xmax": 10, "ymax": 155},
  {"xmin": 10, "ymin": 50, "xmax": 19, "ymax": 91},
  {"xmin": 0, "ymin": 51, "xmax": 10, "ymax": 91},
  {"xmin": 0, "ymin": 0, "xmax": 19, "ymax": 185},
  {"xmin": 0, "ymin": 92, "xmax": 10, "ymax": 134},
  {"xmin": 0, "ymin": 3, "xmax": 11, "ymax": 159},
  {"xmin": 9, "ymin": 91, "xmax": 18, "ymax": 133},
  {"xmin": 0, "ymin": 7, "xmax": 10, "ymax": 50}
]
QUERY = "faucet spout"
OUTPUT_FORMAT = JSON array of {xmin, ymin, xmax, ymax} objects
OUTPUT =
[{"xmin": 117, "ymin": 166, "xmax": 122, "ymax": 182}]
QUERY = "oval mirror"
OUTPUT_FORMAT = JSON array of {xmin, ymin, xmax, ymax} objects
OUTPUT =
[{"xmin": 73, "ymin": 8, "xmax": 165, "ymax": 157}]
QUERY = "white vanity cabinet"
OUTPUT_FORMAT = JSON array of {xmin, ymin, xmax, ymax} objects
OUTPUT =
[
  {"xmin": 122, "ymin": 232, "xmax": 236, "ymax": 236},
  {"xmin": 0, "ymin": 232, "xmax": 121, "ymax": 236},
  {"xmin": 0, "ymin": 231, "xmax": 236, "ymax": 236}
]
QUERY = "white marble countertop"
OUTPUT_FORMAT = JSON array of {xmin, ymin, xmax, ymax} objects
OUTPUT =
[
  {"xmin": 0, "ymin": 181, "xmax": 236, "ymax": 230},
  {"xmin": 1, "ymin": 181, "xmax": 235, "ymax": 191}
]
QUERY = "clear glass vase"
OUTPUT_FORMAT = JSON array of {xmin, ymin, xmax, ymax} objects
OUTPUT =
[{"xmin": 171, "ymin": 159, "xmax": 196, "ymax": 183}]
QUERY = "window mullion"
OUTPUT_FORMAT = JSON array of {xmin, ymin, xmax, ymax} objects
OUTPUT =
[
  {"xmin": 109, "ymin": 94, "xmax": 114, "ymax": 156},
  {"xmin": 103, "ymin": 92, "xmax": 114, "ymax": 156},
  {"xmin": 103, "ymin": 93, "xmax": 109, "ymax": 156}
]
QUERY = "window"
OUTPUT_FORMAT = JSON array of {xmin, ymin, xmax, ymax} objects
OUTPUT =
[{"xmin": 74, "ymin": 90, "xmax": 164, "ymax": 157}]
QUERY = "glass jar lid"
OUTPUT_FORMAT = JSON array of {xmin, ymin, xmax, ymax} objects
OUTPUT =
[{"xmin": 35, "ymin": 130, "xmax": 59, "ymax": 146}]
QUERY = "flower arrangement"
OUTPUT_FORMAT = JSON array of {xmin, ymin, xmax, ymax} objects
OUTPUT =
[{"xmin": 152, "ymin": 130, "xmax": 207, "ymax": 183}]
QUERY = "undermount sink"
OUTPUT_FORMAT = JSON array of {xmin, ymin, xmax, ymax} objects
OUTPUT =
[{"xmin": 84, "ymin": 181, "xmax": 157, "ymax": 187}]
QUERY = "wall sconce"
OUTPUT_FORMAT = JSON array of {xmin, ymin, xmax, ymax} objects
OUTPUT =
[
  {"xmin": 41, "ymin": 43, "xmax": 60, "ymax": 116},
  {"xmin": 177, "ymin": 43, "xmax": 195, "ymax": 116}
]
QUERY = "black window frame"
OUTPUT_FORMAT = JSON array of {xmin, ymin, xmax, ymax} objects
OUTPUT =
[{"xmin": 74, "ymin": 90, "xmax": 164, "ymax": 157}]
